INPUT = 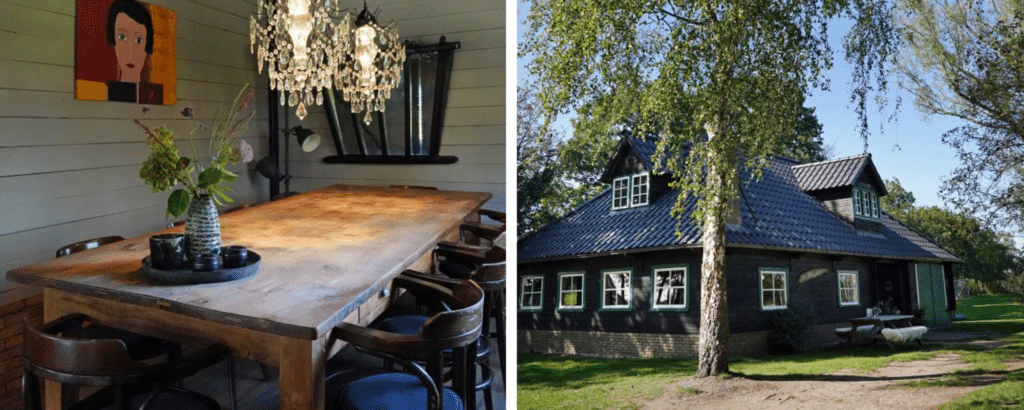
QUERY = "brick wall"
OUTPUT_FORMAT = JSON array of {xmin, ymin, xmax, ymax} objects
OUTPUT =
[
  {"xmin": 519, "ymin": 323, "xmax": 848, "ymax": 359},
  {"xmin": 0, "ymin": 295, "xmax": 43, "ymax": 409}
]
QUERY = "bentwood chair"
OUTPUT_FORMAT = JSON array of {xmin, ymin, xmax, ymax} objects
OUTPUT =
[
  {"xmin": 429, "ymin": 236, "xmax": 507, "ymax": 389},
  {"xmin": 55, "ymin": 236, "xmax": 126, "ymax": 258},
  {"xmin": 380, "ymin": 270, "xmax": 501, "ymax": 410},
  {"xmin": 21, "ymin": 314, "xmax": 228, "ymax": 410},
  {"xmin": 331, "ymin": 276, "xmax": 484, "ymax": 410}
]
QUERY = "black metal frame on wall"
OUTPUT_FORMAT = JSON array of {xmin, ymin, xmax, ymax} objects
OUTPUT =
[{"xmin": 321, "ymin": 37, "xmax": 460, "ymax": 164}]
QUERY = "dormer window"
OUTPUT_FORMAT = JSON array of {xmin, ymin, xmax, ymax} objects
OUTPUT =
[
  {"xmin": 612, "ymin": 172, "xmax": 650, "ymax": 210},
  {"xmin": 853, "ymin": 188, "xmax": 880, "ymax": 220},
  {"xmin": 631, "ymin": 174, "xmax": 649, "ymax": 206}
]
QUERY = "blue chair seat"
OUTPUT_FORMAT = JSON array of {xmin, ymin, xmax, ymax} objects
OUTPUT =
[
  {"xmin": 340, "ymin": 373, "xmax": 464, "ymax": 410},
  {"xmin": 381, "ymin": 315, "xmax": 428, "ymax": 335}
]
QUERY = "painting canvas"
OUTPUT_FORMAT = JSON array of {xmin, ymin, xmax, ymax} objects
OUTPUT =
[{"xmin": 75, "ymin": 0, "xmax": 176, "ymax": 105}]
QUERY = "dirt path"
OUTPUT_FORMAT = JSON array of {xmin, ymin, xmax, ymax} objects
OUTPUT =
[{"xmin": 647, "ymin": 352, "xmax": 1024, "ymax": 410}]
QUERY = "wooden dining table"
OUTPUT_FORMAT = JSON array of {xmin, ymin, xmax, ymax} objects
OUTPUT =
[{"xmin": 6, "ymin": 184, "xmax": 491, "ymax": 410}]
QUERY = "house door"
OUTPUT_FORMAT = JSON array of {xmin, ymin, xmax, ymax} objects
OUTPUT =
[
  {"xmin": 876, "ymin": 262, "xmax": 910, "ymax": 314},
  {"xmin": 916, "ymin": 263, "xmax": 951, "ymax": 328}
]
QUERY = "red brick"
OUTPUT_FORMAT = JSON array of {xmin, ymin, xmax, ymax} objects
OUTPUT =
[
  {"xmin": 0, "ymin": 326, "xmax": 20, "ymax": 340},
  {"xmin": 0, "ymin": 392, "xmax": 19, "ymax": 410},
  {"xmin": 0, "ymin": 301, "xmax": 24, "ymax": 318},
  {"xmin": 5, "ymin": 335, "xmax": 22, "ymax": 350}
]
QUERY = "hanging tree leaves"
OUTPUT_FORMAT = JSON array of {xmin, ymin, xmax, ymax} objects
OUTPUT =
[
  {"xmin": 894, "ymin": 0, "xmax": 1024, "ymax": 230},
  {"xmin": 520, "ymin": 0, "xmax": 898, "ymax": 377}
]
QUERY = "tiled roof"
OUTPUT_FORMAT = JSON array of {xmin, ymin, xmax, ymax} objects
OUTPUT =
[
  {"xmin": 519, "ymin": 157, "xmax": 960, "ymax": 263},
  {"xmin": 791, "ymin": 154, "xmax": 870, "ymax": 192}
]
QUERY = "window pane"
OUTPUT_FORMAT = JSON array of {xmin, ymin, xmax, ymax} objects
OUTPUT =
[
  {"xmin": 669, "ymin": 289, "xmax": 685, "ymax": 305},
  {"xmin": 762, "ymin": 291, "xmax": 773, "ymax": 307}
]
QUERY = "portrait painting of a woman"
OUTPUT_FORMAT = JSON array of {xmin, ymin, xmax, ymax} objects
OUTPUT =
[{"xmin": 75, "ymin": 0, "xmax": 176, "ymax": 105}]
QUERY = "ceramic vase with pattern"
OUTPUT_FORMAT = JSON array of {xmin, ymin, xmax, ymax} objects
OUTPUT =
[{"xmin": 185, "ymin": 194, "xmax": 221, "ymax": 258}]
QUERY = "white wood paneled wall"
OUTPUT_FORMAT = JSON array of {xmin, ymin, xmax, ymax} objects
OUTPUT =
[
  {"xmin": 0, "ymin": 0, "xmax": 270, "ymax": 303},
  {"xmin": 0, "ymin": 0, "xmax": 507, "ymax": 305}
]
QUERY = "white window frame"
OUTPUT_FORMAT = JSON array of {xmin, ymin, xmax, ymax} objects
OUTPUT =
[
  {"xmin": 854, "ymin": 190, "xmax": 864, "ymax": 215},
  {"xmin": 631, "ymin": 174, "xmax": 649, "ymax": 207},
  {"xmin": 651, "ymin": 265, "xmax": 688, "ymax": 311},
  {"xmin": 520, "ymin": 275, "xmax": 544, "ymax": 311},
  {"xmin": 611, "ymin": 172, "xmax": 650, "ymax": 210},
  {"xmin": 837, "ymin": 270, "xmax": 860, "ymax": 306},
  {"xmin": 612, "ymin": 177, "xmax": 630, "ymax": 210},
  {"xmin": 557, "ymin": 271, "xmax": 585, "ymax": 311},
  {"xmin": 601, "ymin": 269, "xmax": 632, "ymax": 310},
  {"xmin": 853, "ymin": 188, "xmax": 881, "ymax": 220},
  {"xmin": 759, "ymin": 268, "xmax": 788, "ymax": 311}
]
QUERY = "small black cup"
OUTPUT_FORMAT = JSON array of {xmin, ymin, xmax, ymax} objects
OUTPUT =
[
  {"xmin": 221, "ymin": 246, "xmax": 248, "ymax": 269},
  {"xmin": 149, "ymin": 234, "xmax": 185, "ymax": 270},
  {"xmin": 192, "ymin": 252, "xmax": 222, "ymax": 271}
]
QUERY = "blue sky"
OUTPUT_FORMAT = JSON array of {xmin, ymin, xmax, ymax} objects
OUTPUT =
[{"xmin": 516, "ymin": 5, "xmax": 968, "ymax": 210}]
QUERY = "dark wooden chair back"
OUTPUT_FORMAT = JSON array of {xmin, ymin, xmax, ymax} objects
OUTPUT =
[
  {"xmin": 55, "ymin": 236, "xmax": 125, "ymax": 258},
  {"xmin": 22, "ymin": 314, "xmax": 228, "ymax": 410},
  {"xmin": 22, "ymin": 315, "xmax": 140, "ymax": 381},
  {"xmin": 332, "ymin": 277, "xmax": 483, "ymax": 410}
]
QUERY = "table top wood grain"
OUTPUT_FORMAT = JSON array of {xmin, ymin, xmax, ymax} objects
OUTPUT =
[{"xmin": 7, "ymin": 185, "xmax": 491, "ymax": 340}]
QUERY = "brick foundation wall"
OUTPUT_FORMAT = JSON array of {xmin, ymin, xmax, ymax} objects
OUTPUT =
[
  {"xmin": 518, "ymin": 323, "xmax": 849, "ymax": 359},
  {"xmin": 0, "ymin": 295, "xmax": 43, "ymax": 409}
]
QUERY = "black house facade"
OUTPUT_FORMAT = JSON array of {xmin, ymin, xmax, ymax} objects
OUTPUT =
[{"xmin": 517, "ymin": 136, "xmax": 960, "ymax": 358}]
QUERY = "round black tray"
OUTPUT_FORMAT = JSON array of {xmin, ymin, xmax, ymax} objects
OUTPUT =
[{"xmin": 142, "ymin": 251, "xmax": 260, "ymax": 284}]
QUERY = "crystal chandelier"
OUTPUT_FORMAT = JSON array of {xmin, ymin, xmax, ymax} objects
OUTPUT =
[
  {"xmin": 334, "ymin": 2, "xmax": 405, "ymax": 125},
  {"xmin": 250, "ymin": 0, "xmax": 347, "ymax": 120}
]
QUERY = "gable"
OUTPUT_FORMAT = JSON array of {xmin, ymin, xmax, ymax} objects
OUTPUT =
[
  {"xmin": 599, "ymin": 135, "xmax": 663, "ymax": 184},
  {"xmin": 792, "ymin": 154, "xmax": 887, "ymax": 196}
]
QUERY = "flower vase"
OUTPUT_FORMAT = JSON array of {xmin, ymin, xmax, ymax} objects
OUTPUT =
[{"xmin": 185, "ymin": 194, "xmax": 221, "ymax": 258}]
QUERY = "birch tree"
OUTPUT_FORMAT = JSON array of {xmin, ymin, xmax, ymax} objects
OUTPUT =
[{"xmin": 520, "ymin": 0, "xmax": 897, "ymax": 377}]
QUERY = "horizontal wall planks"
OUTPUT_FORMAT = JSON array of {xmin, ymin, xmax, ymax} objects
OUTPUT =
[
  {"xmin": 447, "ymin": 86, "xmax": 504, "ymax": 108},
  {"xmin": 1, "ymin": 0, "xmax": 273, "ymax": 301}
]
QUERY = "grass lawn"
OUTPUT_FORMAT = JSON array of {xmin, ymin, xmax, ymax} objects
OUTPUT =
[{"xmin": 518, "ymin": 294, "xmax": 1024, "ymax": 410}]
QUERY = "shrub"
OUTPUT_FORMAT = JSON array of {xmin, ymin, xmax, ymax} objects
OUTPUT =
[
  {"xmin": 766, "ymin": 305, "xmax": 811, "ymax": 354},
  {"xmin": 912, "ymin": 306, "xmax": 927, "ymax": 325}
]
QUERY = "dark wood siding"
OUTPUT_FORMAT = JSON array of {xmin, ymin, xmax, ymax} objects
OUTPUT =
[
  {"xmin": 650, "ymin": 175, "xmax": 673, "ymax": 204},
  {"xmin": 518, "ymin": 248, "xmax": 880, "ymax": 335}
]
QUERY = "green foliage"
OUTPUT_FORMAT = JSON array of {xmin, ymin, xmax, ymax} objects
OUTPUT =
[
  {"xmin": 882, "ymin": 178, "xmax": 1021, "ymax": 287},
  {"xmin": 517, "ymin": 82, "xmax": 567, "ymax": 237},
  {"xmin": 766, "ymin": 305, "xmax": 812, "ymax": 354},
  {"xmin": 894, "ymin": 0, "xmax": 1024, "ymax": 230},
  {"xmin": 136, "ymin": 85, "xmax": 254, "ymax": 217}
]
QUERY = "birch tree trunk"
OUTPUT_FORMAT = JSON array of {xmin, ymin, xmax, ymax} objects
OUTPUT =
[{"xmin": 697, "ymin": 122, "xmax": 732, "ymax": 378}]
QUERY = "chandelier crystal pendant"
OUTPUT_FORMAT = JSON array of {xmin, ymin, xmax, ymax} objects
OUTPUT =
[
  {"xmin": 334, "ymin": 2, "xmax": 405, "ymax": 125},
  {"xmin": 250, "ymin": 0, "xmax": 346, "ymax": 120}
]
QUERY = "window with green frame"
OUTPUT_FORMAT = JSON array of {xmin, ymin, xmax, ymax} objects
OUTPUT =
[
  {"xmin": 651, "ymin": 265, "xmax": 688, "ymax": 310},
  {"xmin": 852, "ymin": 187, "xmax": 880, "ymax": 219},
  {"xmin": 520, "ymin": 276, "xmax": 544, "ymax": 311},
  {"xmin": 558, "ymin": 272, "xmax": 584, "ymax": 311},
  {"xmin": 759, "ymin": 268, "xmax": 788, "ymax": 310},
  {"xmin": 837, "ymin": 270, "xmax": 859, "ymax": 306},
  {"xmin": 601, "ymin": 269, "xmax": 632, "ymax": 310}
]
